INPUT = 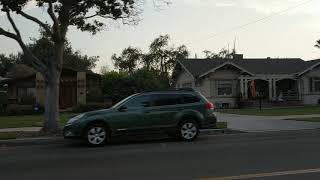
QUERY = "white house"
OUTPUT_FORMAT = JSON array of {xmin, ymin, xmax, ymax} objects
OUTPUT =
[{"xmin": 172, "ymin": 55, "xmax": 320, "ymax": 108}]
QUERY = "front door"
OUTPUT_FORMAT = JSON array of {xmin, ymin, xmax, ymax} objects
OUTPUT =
[
  {"xmin": 59, "ymin": 81, "xmax": 77, "ymax": 109},
  {"xmin": 110, "ymin": 95, "xmax": 151, "ymax": 134}
]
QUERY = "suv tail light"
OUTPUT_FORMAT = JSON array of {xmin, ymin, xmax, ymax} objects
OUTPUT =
[{"xmin": 205, "ymin": 102, "xmax": 215, "ymax": 110}]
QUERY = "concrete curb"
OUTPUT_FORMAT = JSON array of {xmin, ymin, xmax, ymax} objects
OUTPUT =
[
  {"xmin": 0, "ymin": 129, "xmax": 243, "ymax": 147},
  {"xmin": 200, "ymin": 128, "xmax": 244, "ymax": 136},
  {"xmin": 0, "ymin": 137, "xmax": 65, "ymax": 147}
]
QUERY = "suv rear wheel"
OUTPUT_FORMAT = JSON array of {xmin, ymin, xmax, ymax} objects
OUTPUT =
[
  {"xmin": 178, "ymin": 120, "xmax": 199, "ymax": 141},
  {"xmin": 85, "ymin": 123, "xmax": 109, "ymax": 146}
]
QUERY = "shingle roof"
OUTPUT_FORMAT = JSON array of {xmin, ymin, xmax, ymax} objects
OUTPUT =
[{"xmin": 178, "ymin": 58, "xmax": 320, "ymax": 77}]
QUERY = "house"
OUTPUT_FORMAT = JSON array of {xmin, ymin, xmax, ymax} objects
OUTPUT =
[
  {"xmin": 172, "ymin": 54, "xmax": 320, "ymax": 108},
  {"xmin": 0, "ymin": 65, "xmax": 103, "ymax": 110}
]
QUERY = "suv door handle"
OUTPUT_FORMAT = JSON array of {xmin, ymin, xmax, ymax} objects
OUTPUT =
[{"xmin": 144, "ymin": 111, "xmax": 151, "ymax": 114}]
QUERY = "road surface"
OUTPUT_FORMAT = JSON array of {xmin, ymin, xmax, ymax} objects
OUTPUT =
[{"xmin": 1, "ymin": 130, "xmax": 320, "ymax": 180}]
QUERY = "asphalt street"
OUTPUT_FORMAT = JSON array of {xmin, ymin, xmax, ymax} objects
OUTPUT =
[{"xmin": 1, "ymin": 130, "xmax": 320, "ymax": 180}]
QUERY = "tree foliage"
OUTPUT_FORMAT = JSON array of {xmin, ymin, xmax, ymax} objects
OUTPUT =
[
  {"xmin": 113, "ymin": 34, "xmax": 189, "ymax": 75},
  {"xmin": 112, "ymin": 46, "xmax": 142, "ymax": 73},
  {"xmin": 146, "ymin": 34, "xmax": 189, "ymax": 74},
  {"xmin": 203, "ymin": 48, "xmax": 235, "ymax": 59},
  {"xmin": 102, "ymin": 68, "xmax": 169, "ymax": 103},
  {"xmin": 315, "ymin": 39, "xmax": 320, "ymax": 49},
  {"xmin": 0, "ymin": 54, "xmax": 21, "ymax": 77}
]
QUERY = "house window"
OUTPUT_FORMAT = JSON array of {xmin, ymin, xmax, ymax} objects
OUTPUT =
[
  {"xmin": 17, "ymin": 88, "xmax": 27, "ymax": 97},
  {"xmin": 182, "ymin": 82, "xmax": 192, "ymax": 88},
  {"xmin": 217, "ymin": 80, "xmax": 233, "ymax": 96},
  {"xmin": 314, "ymin": 78, "xmax": 320, "ymax": 92},
  {"xmin": 27, "ymin": 88, "xmax": 35, "ymax": 97}
]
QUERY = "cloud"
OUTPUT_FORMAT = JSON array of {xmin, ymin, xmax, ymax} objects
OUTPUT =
[
  {"xmin": 215, "ymin": 2, "xmax": 237, "ymax": 7},
  {"xmin": 241, "ymin": 0, "xmax": 320, "ymax": 15}
]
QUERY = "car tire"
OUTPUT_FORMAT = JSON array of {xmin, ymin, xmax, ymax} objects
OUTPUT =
[
  {"xmin": 178, "ymin": 119, "xmax": 199, "ymax": 142},
  {"xmin": 85, "ymin": 123, "xmax": 109, "ymax": 146}
]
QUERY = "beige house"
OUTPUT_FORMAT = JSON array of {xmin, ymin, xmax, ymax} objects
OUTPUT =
[{"xmin": 173, "ymin": 55, "xmax": 320, "ymax": 108}]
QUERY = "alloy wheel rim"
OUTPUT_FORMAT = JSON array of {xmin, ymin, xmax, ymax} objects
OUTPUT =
[
  {"xmin": 88, "ymin": 127, "xmax": 106, "ymax": 145},
  {"xmin": 181, "ymin": 123, "xmax": 197, "ymax": 140}
]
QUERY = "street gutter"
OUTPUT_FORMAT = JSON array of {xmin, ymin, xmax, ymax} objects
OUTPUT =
[{"xmin": 0, "ymin": 128, "xmax": 245, "ymax": 147}]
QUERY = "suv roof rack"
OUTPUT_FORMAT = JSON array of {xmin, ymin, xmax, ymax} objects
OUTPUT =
[{"xmin": 142, "ymin": 88, "xmax": 195, "ymax": 93}]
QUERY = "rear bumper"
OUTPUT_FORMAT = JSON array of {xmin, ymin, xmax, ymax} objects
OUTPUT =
[{"xmin": 201, "ymin": 114, "xmax": 217, "ymax": 129}]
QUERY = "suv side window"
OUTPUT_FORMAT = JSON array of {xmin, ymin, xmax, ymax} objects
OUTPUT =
[
  {"xmin": 182, "ymin": 94, "xmax": 201, "ymax": 104},
  {"xmin": 152, "ymin": 94, "xmax": 182, "ymax": 106},
  {"xmin": 124, "ymin": 95, "xmax": 151, "ymax": 109}
]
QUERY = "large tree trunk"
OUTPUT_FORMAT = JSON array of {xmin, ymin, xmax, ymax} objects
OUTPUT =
[
  {"xmin": 43, "ymin": 73, "xmax": 60, "ymax": 133},
  {"xmin": 42, "ymin": 41, "xmax": 64, "ymax": 134}
]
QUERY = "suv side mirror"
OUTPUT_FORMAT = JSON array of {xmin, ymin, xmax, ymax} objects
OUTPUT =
[{"xmin": 118, "ymin": 106, "xmax": 127, "ymax": 112}]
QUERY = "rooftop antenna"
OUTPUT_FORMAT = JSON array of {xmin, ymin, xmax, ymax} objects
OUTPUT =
[
  {"xmin": 233, "ymin": 37, "xmax": 236, "ymax": 54},
  {"xmin": 195, "ymin": 53, "xmax": 198, "ymax": 59}
]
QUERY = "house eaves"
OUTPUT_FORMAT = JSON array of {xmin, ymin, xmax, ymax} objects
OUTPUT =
[
  {"xmin": 177, "ymin": 60, "xmax": 196, "ymax": 80},
  {"xmin": 297, "ymin": 61, "xmax": 320, "ymax": 76},
  {"xmin": 199, "ymin": 61, "xmax": 254, "ymax": 78}
]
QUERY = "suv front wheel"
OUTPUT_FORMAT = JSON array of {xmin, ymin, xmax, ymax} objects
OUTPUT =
[
  {"xmin": 178, "ymin": 120, "xmax": 199, "ymax": 141},
  {"xmin": 85, "ymin": 123, "xmax": 109, "ymax": 146}
]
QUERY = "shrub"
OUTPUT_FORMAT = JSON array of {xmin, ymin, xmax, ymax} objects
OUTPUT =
[
  {"xmin": 4, "ymin": 103, "xmax": 44, "ymax": 116},
  {"xmin": 72, "ymin": 103, "xmax": 109, "ymax": 113}
]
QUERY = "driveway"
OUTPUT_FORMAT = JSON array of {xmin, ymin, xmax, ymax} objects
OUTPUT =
[{"xmin": 217, "ymin": 113, "xmax": 320, "ymax": 132}]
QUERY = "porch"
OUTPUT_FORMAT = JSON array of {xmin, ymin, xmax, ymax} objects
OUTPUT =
[{"xmin": 239, "ymin": 75, "xmax": 301, "ymax": 102}]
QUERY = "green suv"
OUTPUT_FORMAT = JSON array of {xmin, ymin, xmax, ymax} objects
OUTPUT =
[{"xmin": 63, "ymin": 89, "xmax": 217, "ymax": 146}]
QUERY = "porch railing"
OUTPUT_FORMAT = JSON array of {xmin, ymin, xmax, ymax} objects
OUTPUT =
[{"xmin": 282, "ymin": 91, "xmax": 299, "ymax": 100}]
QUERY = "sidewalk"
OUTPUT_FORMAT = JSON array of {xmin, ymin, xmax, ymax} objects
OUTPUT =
[
  {"xmin": 217, "ymin": 113, "xmax": 320, "ymax": 132},
  {"xmin": 0, "ymin": 127, "xmax": 41, "ymax": 133}
]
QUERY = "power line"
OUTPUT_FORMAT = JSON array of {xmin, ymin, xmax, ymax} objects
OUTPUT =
[{"xmin": 187, "ymin": 0, "xmax": 315, "ymax": 45}]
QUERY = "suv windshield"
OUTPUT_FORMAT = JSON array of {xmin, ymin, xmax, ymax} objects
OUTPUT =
[{"xmin": 111, "ymin": 94, "xmax": 138, "ymax": 109}]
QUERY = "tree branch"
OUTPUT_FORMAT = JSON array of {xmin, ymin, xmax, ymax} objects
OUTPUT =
[
  {"xmin": 84, "ymin": 14, "xmax": 129, "ymax": 20},
  {"xmin": 6, "ymin": 11, "xmax": 21, "ymax": 38},
  {"xmin": 0, "ymin": 20, "xmax": 48, "ymax": 77},
  {"xmin": 17, "ymin": 10, "xmax": 52, "ymax": 35},
  {"xmin": 48, "ymin": 2, "xmax": 62, "ymax": 40},
  {"xmin": 0, "ymin": 27, "xmax": 19, "ymax": 41},
  {"xmin": 48, "ymin": 2, "xmax": 60, "ymax": 27}
]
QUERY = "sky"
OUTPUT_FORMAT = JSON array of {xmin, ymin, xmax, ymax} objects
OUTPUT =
[{"xmin": 0, "ymin": 0, "xmax": 320, "ymax": 72}]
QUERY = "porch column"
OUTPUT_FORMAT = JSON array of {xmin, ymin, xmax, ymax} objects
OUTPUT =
[
  {"xmin": 244, "ymin": 79, "xmax": 248, "ymax": 100},
  {"xmin": 268, "ymin": 79, "xmax": 273, "ymax": 100},
  {"xmin": 77, "ymin": 72, "xmax": 86, "ymax": 105},
  {"xmin": 297, "ymin": 79, "xmax": 302, "ymax": 100},
  {"xmin": 273, "ymin": 79, "xmax": 277, "ymax": 100},
  {"xmin": 240, "ymin": 78, "xmax": 244, "ymax": 100}
]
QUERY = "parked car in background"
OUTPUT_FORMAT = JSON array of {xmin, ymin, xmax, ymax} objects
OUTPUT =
[{"xmin": 63, "ymin": 88, "xmax": 217, "ymax": 146}]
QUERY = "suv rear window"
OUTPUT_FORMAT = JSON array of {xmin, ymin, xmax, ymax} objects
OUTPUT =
[
  {"xmin": 182, "ymin": 94, "xmax": 201, "ymax": 104},
  {"xmin": 151, "ymin": 93, "xmax": 201, "ymax": 106},
  {"xmin": 152, "ymin": 94, "xmax": 182, "ymax": 106}
]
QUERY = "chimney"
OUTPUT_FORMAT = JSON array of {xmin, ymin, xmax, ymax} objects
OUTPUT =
[{"xmin": 233, "ymin": 54, "xmax": 243, "ymax": 60}]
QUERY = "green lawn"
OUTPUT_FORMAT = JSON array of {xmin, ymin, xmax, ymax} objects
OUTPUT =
[
  {"xmin": 219, "ymin": 106, "xmax": 320, "ymax": 116},
  {"xmin": 216, "ymin": 122, "xmax": 227, "ymax": 129},
  {"xmin": 0, "ymin": 132, "xmax": 20, "ymax": 140},
  {"xmin": 0, "ymin": 113, "xmax": 78, "ymax": 129},
  {"xmin": 285, "ymin": 117, "xmax": 320, "ymax": 122}
]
